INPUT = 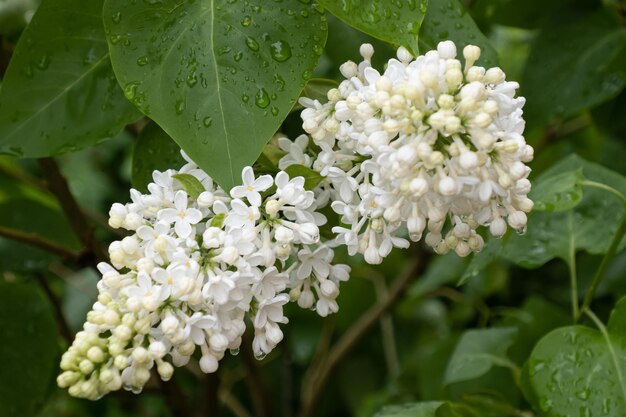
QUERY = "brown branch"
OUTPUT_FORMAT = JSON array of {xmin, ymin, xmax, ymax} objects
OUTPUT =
[
  {"xmin": 297, "ymin": 249, "xmax": 430, "ymax": 417},
  {"xmin": 35, "ymin": 272, "xmax": 73, "ymax": 343},
  {"xmin": 240, "ymin": 333, "xmax": 274, "ymax": 417},
  {"xmin": 38, "ymin": 157, "xmax": 106, "ymax": 263},
  {"xmin": 0, "ymin": 225, "xmax": 79, "ymax": 259}
]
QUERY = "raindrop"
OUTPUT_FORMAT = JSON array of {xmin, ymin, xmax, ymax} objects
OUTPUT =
[
  {"xmin": 245, "ymin": 37, "xmax": 259, "ymax": 51},
  {"xmin": 175, "ymin": 99, "xmax": 186, "ymax": 114},
  {"xmin": 111, "ymin": 11, "xmax": 122, "ymax": 23},
  {"xmin": 218, "ymin": 46, "xmax": 232, "ymax": 55},
  {"xmin": 254, "ymin": 352, "xmax": 267, "ymax": 360},
  {"xmin": 302, "ymin": 70, "xmax": 312, "ymax": 80},
  {"xmin": 270, "ymin": 106, "xmax": 279, "ymax": 116},
  {"xmin": 313, "ymin": 44, "xmax": 323, "ymax": 56},
  {"xmin": 187, "ymin": 72, "xmax": 197, "ymax": 87},
  {"xmin": 124, "ymin": 81, "xmax": 141, "ymax": 100},
  {"xmin": 234, "ymin": 52, "xmax": 243, "ymax": 62},
  {"xmin": 203, "ymin": 117, "xmax": 212, "ymax": 127},
  {"xmin": 240, "ymin": 16, "xmax": 252, "ymax": 27},
  {"xmin": 229, "ymin": 348, "xmax": 240, "ymax": 356},
  {"xmin": 109, "ymin": 34, "xmax": 123, "ymax": 44},
  {"xmin": 255, "ymin": 88, "xmax": 270, "ymax": 108},
  {"xmin": 516, "ymin": 226, "xmax": 527, "ymax": 236},
  {"xmin": 136, "ymin": 56, "xmax": 149, "ymax": 66},
  {"xmin": 36, "ymin": 54, "xmax": 50, "ymax": 70},
  {"xmin": 270, "ymin": 40, "xmax": 292, "ymax": 62},
  {"xmin": 242, "ymin": 94, "xmax": 249, "ymax": 103}
]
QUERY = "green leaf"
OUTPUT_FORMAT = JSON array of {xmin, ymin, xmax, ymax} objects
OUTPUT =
[
  {"xmin": 172, "ymin": 173, "xmax": 205, "ymax": 199},
  {"xmin": 471, "ymin": 0, "xmax": 569, "ymax": 29},
  {"xmin": 284, "ymin": 164, "xmax": 324, "ymax": 190},
  {"xmin": 525, "ymin": 297, "xmax": 626, "ymax": 417},
  {"xmin": 318, "ymin": 0, "xmax": 426, "ymax": 55},
  {"xmin": 459, "ymin": 236, "xmax": 504, "ymax": 285},
  {"xmin": 132, "ymin": 122, "xmax": 185, "ymax": 192},
  {"xmin": 374, "ymin": 402, "xmax": 443, "ymax": 417},
  {"xmin": 0, "ymin": 0, "xmax": 140, "ymax": 158},
  {"xmin": 504, "ymin": 155, "xmax": 626, "ymax": 268},
  {"xmin": 419, "ymin": 0, "xmax": 498, "ymax": 67},
  {"xmin": 291, "ymin": 78, "xmax": 339, "ymax": 112},
  {"xmin": 522, "ymin": 8, "xmax": 626, "ymax": 126},
  {"xmin": 443, "ymin": 327, "xmax": 518, "ymax": 385},
  {"xmin": 530, "ymin": 168, "xmax": 584, "ymax": 212},
  {"xmin": 0, "ymin": 282, "xmax": 58, "ymax": 417},
  {"xmin": 103, "ymin": 0, "xmax": 327, "ymax": 191}
]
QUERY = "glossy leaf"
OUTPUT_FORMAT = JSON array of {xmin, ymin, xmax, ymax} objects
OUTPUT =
[
  {"xmin": 0, "ymin": 0, "xmax": 139, "ymax": 157},
  {"xmin": 443, "ymin": 327, "xmax": 517, "ymax": 385},
  {"xmin": 318, "ymin": 0, "xmax": 427, "ymax": 55},
  {"xmin": 522, "ymin": 8, "xmax": 626, "ymax": 126},
  {"xmin": 0, "ymin": 282, "xmax": 58, "ymax": 417},
  {"xmin": 132, "ymin": 122, "xmax": 185, "ymax": 192},
  {"xmin": 284, "ymin": 164, "xmax": 325, "ymax": 190},
  {"xmin": 530, "ymin": 168, "xmax": 584, "ymax": 212},
  {"xmin": 419, "ymin": 0, "xmax": 498, "ymax": 67},
  {"xmin": 173, "ymin": 174, "xmax": 205, "ymax": 199},
  {"xmin": 525, "ymin": 297, "xmax": 626, "ymax": 416},
  {"xmin": 103, "ymin": 0, "xmax": 327, "ymax": 190},
  {"xmin": 504, "ymin": 155, "xmax": 626, "ymax": 268}
]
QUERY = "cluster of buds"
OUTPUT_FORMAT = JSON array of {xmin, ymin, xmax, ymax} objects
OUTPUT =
[{"xmin": 298, "ymin": 41, "xmax": 533, "ymax": 263}]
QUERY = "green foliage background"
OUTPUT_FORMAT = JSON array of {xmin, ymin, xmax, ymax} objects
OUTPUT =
[{"xmin": 1, "ymin": 0, "xmax": 626, "ymax": 416}]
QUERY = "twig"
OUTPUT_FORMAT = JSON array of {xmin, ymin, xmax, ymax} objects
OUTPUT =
[
  {"xmin": 35, "ymin": 272, "xmax": 73, "ymax": 343},
  {"xmin": 372, "ymin": 274, "xmax": 400, "ymax": 379},
  {"xmin": 297, "ymin": 250, "xmax": 429, "ymax": 417},
  {"xmin": 0, "ymin": 225, "xmax": 79, "ymax": 259},
  {"xmin": 38, "ymin": 157, "xmax": 106, "ymax": 263},
  {"xmin": 240, "ymin": 333, "xmax": 274, "ymax": 417},
  {"xmin": 219, "ymin": 390, "xmax": 253, "ymax": 417}
]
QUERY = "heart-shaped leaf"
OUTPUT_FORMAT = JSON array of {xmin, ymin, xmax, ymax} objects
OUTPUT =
[
  {"xmin": 0, "ymin": 0, "xmax": 140, "ymax": 157},
  {"xmin": 103, "ymin": 0, "xmax": 327, "ymax": 190},
  {"xmin": 525, "ymin": 297, "xmax": 626, "ymax": 416}
]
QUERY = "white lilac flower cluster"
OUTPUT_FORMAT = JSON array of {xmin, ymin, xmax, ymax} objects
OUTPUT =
[
  {"xmin": 297, "ymin": 41, "xmax": 534, "ymax": 263},
  {"xmin": 57, "ymin": 153, "xmax": 349, "ymax": 399}
]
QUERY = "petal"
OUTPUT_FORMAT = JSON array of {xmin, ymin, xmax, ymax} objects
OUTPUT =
[
  {"xmin": 230, "ymin": 185, "xmax": 247, "ymax": 199},
  {"xmin": 297, "ymin": 262, "xmax": 312, "ymax": 279},
  {"xmin": 136, "ymin": 225, "xmax": 154, "ymax": 240},
  {"xmin": 174, "ymin": 190, "xmax": 188, "ymax": 211},
  {"xmin": 253, "ymin": 175, "xmax": 273, "ymax": 191},
  {"xmin": 275, "ymin": 171, "xmax": 289, "ymax": 188},
  {"xmin": 185, "ymin": 208, "xmax": 203, "ymax": 224},
  {"xmin": 241, "ymin": 166, "xmax": 254, "ymax": 185},
  {"xmin": 248, "ymin": 191, "xmax": 262, "ymax": 207},
  {"xmin": 175, "ymin": 220, "xmax": 192, "ymax": 238},
  {"xmin": 158, "ymin": 208, "xmax": 179, "ymax": 223}
]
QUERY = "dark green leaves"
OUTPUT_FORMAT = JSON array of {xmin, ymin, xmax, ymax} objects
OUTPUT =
[
  {"xmin": 0, "ymin": 282, "xmax": 58, "ymax": 417},
  {"xmin": 419, "ymin": 0, "xmax": 498, "ymax": 67},
  {"xmin": 504, "ymin": 155, "xmax": 626, "ymax": 268},
  {"xmin": 522, "ymin": 8, "xmax": 626, "ymax": 126},
  {"xmin": 0, "ymin": 0, "xmax": 139, "ymax": 158},
  {"xmin": 285, "ymin": 164, "xmax": 324, "ymax": 190},
  {"xmin": 525, "ymin": 298, "xmax": 626, "ymax": 416},
  {"xmin": 374, "ymin": 402, "xmax": 443, "ymax": 417},
  {"xmin": 530, "ymin": 168, "xmax": 584, "ymax": 212},
  {"xmin": 319, "ymin": 0, "xmax": 427, "ymax": 55},
  {"xmin": 104, "ymin": 0, "xmax": 327, "ymax": 191},
  {"xmin": 443, "ymin": 328, "xmax": 518, "ymax": 385},
  {"xmin": 173, "ymin": 173, "xmax": 205, "ymax": 199},
  {"xmin": 131, "ymin": 122, "xmax": 184, "ymax": 192}
]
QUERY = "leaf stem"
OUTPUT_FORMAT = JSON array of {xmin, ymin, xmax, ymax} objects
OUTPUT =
[
  {"xmin": 576, "ymin": 182, "xmax": 626, "ymax": 321},
  {"xmin": 0, "ymin": 225, "xmax": 79, "ymax": 259},
  {"xmin": 567, "ymin": 213, "xmax": 579, "ymax": 321}
]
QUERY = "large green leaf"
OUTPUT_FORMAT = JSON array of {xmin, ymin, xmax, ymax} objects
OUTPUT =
[
  {"xmin": 522, "ymin": 7, "xmax": 626, "ymax": 126},
  {"xmin": 504, "ymin": 155, "xmax": 626, "ymax": 268},
  {"xmin": 318, "ymin": 0, "xmax": 427, "ymax": 55},
  {"xmin": 0, "ymin": 282, "xmax": 58, "ymax": 417},
  {"xmin": 0, "ymin": 0, "xmax": 139, "ymax": 157},
  {"xmin": 419, "ymin": 0, "xmax": 498, "ymax": 67},
  {"xmin": 530, "ymin": 168, "xmax": 584, "ymax": 212},
  {"xmin": 443, "ymin": 327, "xmax": 517, "ymax": 385},
  {"xmin": 525, "ymin": 297, "xmax": 626, "ymax": 416},
  {"xmin": 104, "ymin": 0, "xmax": 327, "ymax": 191},
  {"xmin": 131, "ymin": 122, "xmax": 184, "ymax": 192}
]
